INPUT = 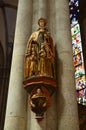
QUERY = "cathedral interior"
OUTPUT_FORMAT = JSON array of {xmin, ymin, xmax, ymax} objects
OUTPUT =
[{"xmin": 0, "ymin": 0, "xmax": 86, "ymax": 130}]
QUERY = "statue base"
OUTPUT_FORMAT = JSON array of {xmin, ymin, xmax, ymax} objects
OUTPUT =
[{"xmin": 23, "ymin": 76, "xmax": 57, "ymax": 95}]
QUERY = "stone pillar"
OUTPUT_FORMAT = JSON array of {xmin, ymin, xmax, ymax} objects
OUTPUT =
[
  {"xmin": 32, "ymin": 0, "xmax": 48, "ymax": 31},
  {"xmin": 54, "ymin": 0, "xmax": 80, "ymax": 130},
  {"xmin": 45, "ymin": 1, "xmax": 58, "ymax": 130},
  {"xmin": 4, "ymin": 0, "xmax": 32, "ymax": 130},
  {"xmin": 27, "ymin": 1, "xmax": 48, "ymax": 130}
]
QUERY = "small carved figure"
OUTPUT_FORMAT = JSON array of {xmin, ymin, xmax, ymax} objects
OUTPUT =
[
  {"xmin": 38, "ymin": 43, "xmax": 47, "ymax": 75},
  {"xmin": 30, "ymin": 88, "xmax": 47, "ymax": 117},
  {"xmin": 24, "ymin": 41, "xmax": 38, "ymax": 77},
  {"xmin": 29, "ymin": 44, "xmax": 37, "ymax": 76},
  {"xmin": 29, "ymin": 87, "xmax": 50, "ymax": 117}
]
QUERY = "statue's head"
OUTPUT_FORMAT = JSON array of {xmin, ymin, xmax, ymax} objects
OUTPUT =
[{"xmin": 38, "ymin": 18, "xmax": 47, "ymax": 28}]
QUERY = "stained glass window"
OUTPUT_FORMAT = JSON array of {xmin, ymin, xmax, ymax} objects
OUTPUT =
[{"xmin": 69, "ymin": 0, "xmax": 86, "ymax": 105}]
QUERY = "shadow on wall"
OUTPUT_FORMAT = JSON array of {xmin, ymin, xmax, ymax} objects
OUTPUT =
[
  {"xmin": 55, "ymin": 44, "xmax": 65, "ymax": 130},
  {"xmin": 0, "ymin": 41, "xmax": 5, "ymax": 130}
]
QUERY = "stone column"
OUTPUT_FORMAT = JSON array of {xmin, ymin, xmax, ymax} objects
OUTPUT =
[
  {"xmin": 32, "ymin": 0, "xmax": 48, "ymax": 31},
  {"xmin": 27, "ymin": 1, "xmax": 48, "ymax": 130},
  {"xmin": 4, "ymin": 0, "xmax": 33, "ymax": 130},
  {"xmin": 54, "ymin": 0, "xmax": 80, "ymax": 130},
  {"xmin": 45, "ymin": 1, "xmax": 58, "ymax": 130}
]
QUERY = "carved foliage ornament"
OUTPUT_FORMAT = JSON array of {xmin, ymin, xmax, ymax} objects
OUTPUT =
[{"xmin": 23, "ymin": 18, "xmax": 57, "ymax": 121}]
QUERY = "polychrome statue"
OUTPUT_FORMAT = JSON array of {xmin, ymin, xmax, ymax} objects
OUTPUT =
[{"xmin": 23, "ymin": 18, "xmax": 57, "ymax": 121}]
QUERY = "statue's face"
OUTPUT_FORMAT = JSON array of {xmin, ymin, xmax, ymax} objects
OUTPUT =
[
  {"xmin": 37, "ymin": 88, "xmax": 41, "ymax": 94},
  {"xmin": 39, "ymin": 20, "xmax": 45, "ymax": 28}
]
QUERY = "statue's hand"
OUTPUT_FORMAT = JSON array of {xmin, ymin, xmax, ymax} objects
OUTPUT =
[
  {"xmin": 43, "ymin": 102, "xmax": 47, "ymax": 107},
  {"xmin": 30, "ymin": 100, "xmax": 35, "ymax": 107},
  {"xmin": 25, "ymin": 49, "xmax": 31, "ymax": 56}
]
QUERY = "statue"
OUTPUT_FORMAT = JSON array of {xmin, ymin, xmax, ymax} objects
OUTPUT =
[
  {"xmin": 24, "ymin": 18, "xmax": 55, "ymax": 78},
  {"xmin": 23, "ymin": 18, "xmax": 57, "ymax": 121}
]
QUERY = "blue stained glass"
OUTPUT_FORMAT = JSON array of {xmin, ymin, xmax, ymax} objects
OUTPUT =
[{"xmin": 69, "ymin": 0, "xmax": 86, "ymax": 106}]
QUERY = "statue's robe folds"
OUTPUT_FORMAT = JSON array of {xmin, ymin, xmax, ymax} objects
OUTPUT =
[{"xmin": 24, "ymin": 29, "xmax": 56, "ymax": 80}]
